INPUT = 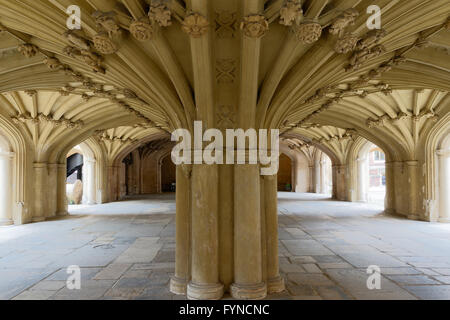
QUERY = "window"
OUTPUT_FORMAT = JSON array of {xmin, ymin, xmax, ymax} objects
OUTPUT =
[{"xmin": 373, "ymin": 151, "xmax": 385, "ymax": 162}]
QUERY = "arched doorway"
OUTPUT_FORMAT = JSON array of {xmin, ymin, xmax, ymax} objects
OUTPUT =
[
  {"xmin": 66, "ymin": 151, "xmax": 83, "ymax": 205},
  {"xmin": 161, "ymin": 155, "xmax": 176, "ymax": 193},
  {"xmin": 0, "ymin": 134, "xmax": 13, "ymax": 225},
  {"xmin": 65, "ymin": 143, "xmax": 98, "ymax": 206},
  {"xmin": 278, "ymin": 153, "xmax": 293, "ymax": 191},
  {"xmin": 437, "ymin": 134, "xmax": 450, "ymax": 222},
  {"xmin": 313, "ymin": 150, "xmax": 332, "ymax": 195},
  {"xmin": 356, "ymin": 142, "xmax": 386, "ymax": 206}
]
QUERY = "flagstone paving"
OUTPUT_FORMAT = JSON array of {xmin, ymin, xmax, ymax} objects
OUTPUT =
[{"xmin": 1, "ymin": 192, "xmax": 450, "ymax": 300}]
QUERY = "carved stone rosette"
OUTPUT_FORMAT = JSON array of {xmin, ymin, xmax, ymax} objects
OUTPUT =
[
  {"xmin": 149, "ymin": 0, "xmax": 172, "ymax": 27},
  {"xmin": 182, "ymin": 13, "xmax": 209, "ymax": 38},
  {"xmin": 241, "ymin": 15, "xmax": 269, "ymax": 38},
  {"xmin": 279, "ymin": 0, "xmax": 303, "ymax": 26},
  {"xmin": 93, "ymin": 32, "xmax": 117, "ymax": 54},
  {"xmin": 291, "ymin": 21, "xmax": 322, "ymax": 44},
  {"xmin": 130, "ymin": 18, "xmax": 154, "ymax": 41}
]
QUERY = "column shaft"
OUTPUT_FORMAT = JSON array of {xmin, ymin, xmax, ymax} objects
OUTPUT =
[
  {"xmin": 231, "ymin": 164, "xmax": 266, "ymax": 299},
  {"xmin": 264, "ymin": 175, "xmax": 285, "ymax": 293},
  {"xmin": 171, "ymin": 165, "xmax": 192, "ymax": 294},
  {"xmin": 33, "ymin": 163, "xmax": 47, "ymax": 222},
  {"xmin": 438, "ymin": 153, "xmax": 450, "ymax": 222},
  {"xmin": 47, "ymin": 164, "xmax": 58, "ymax": 217},
  {"xmin": 56, "ymin": 163, "xmax": 68, "ymax": 216},
  {"xmin": 187, "ymin": 164, "xmax": 223, "ymax": 300},
  {"xmin": 0, "ymin": 153, "xmax": 13, "ymax": 225}
]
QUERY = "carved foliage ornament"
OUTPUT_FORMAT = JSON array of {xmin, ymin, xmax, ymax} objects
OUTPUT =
[
  {"xmin": 216, "ymin": 59, "xmax": 236, "ymax": 83},
  {"xmin": 130, "ymin": 18, "xmax": 154, "ymax": 41},
  {"xmin": 334, "ymin": 33, "xmax": 359, "ymax": 54},
  {"xmin": 149, "ymin": 0, "xmax": 172, "ymax": 27},
  {"xmin": 329, "ymin": 8, "xmax": 359, "ymax": 36},
  {"xmin": 217, "ymin": 105, "xmax": 235, "ymax": 129},
  {"xmin": 215, "ymin": 11, "xmax": 237, "ymax": 38},
  {"xmin": 92, "ymin": 11, "xmax": 121, "ymax": 36},
  {"xmin": 291, "ymin": 21, "xmax": 322, "ymax": 44},
  {"xmin": 17, "ymin": 43, "xmax": 39, "ymax": 58},
  {"xmin": 279, "ymin": 0, "xmax": 303, "ymax": 26},
  {"xmin": 92, "ymin": 11, "xmax": 121, "ymax": 54},
  {"xmin": 182, "ymin": 13, "xmax": 209, "ymax": 38},
  {"xmin": 93, "ymin": 32, "xmax": 117, "ymax": 54},
  {"xmin": 240, "ymin": 15, "xmax": 269, "ymax": 38}
]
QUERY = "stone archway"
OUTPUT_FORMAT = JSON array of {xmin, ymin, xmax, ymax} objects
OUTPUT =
[
  {"xmin": 354, "ymin": 142, "xmax": 386, "ymax": 206},
  {"xmin": 278, "ymin": 153, "xmax": 293, "ymax": 191},
  {"xmin": 437, "ymin": 134, "xmax": 450, "ymax": 222},
  {"xmin": 161, "ymin": 154, "xmax": 176, "ymax": 193}
]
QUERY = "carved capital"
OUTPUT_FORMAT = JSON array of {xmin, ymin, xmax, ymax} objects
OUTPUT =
[
  {"xmin": 182, "ymin": 13, "xmax": 209, "ymax": 38},
  {"xmin": 279, "ymin": 0, "xmax": 303, "ymax": 26},
  {"xmin": 130, "ymin": 18, "xmax": 155, "ymax": 41},
  {"xmin": 240, "ymin": 15, "xmax": 269, "ymax": 38},
  {"xmin": 291, "ymin": 21, "xmax": 322, "ymax": 44}
]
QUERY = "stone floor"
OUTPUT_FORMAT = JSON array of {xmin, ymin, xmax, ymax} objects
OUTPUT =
[{"xmin": 1, "ymin": 192, "xmax": 450, "ymax": 300}]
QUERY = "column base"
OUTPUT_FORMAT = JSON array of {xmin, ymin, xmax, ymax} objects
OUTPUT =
[
  {"xmin": 56, "ymin": 211, "xmax": 69, "ymax": 217},
  {"xmin": 407, "ymin": 214, "xmax": 421, "ymax": 221},
  {"xmin": 230, "ymin": 282, "xmax": 267, "ymax": 300},
  {"xmin": 438, "ymin": 218, "xmax": 450, "ymax": 223},
  {"xmin": 267, "ymin": 276, "xmax": 285, "ymax": 294},
  {"xmin": 32, "ymin": 216, "xmax": 46, "ymax": 222},
  {"xmin": 170, "ymin": 276, "xmax": 188, "ymax": 295},
  {"xmin": 187, "ymin": 282, "xmax": 224, "ymax": 300},
  {"xmin": 0, "ymin": 219, "xmax": 13, "ymax": 226}
]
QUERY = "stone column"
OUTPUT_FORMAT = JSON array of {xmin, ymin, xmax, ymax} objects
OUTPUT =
[
  {"xmin": 171, "ymin": 165, "xmax": 192, "ymax": 294},
  {"xmin": 231, "ymin": 163, "xmax": 266, "ymax": 299},
  {"xmin": 405, "ymin": 161, "xmax": 419, "ymax": 220},
  {"xmin": 314, "ymin": 159, "xmax": 320, "ymax": 193},
  {"xmin": 107, "ymin": 165, "xmax": 118, "ymax": 201},
  {"xmin": 0, "ymin": 151, "xmax": 14, "ymax": 225},
  {"xmin": 357, "ymin": 157, "xmax": 367, "ymax": 202},
  {"xmin": 320, "ymin": 160, "xmax": 326, "ymax": 194},
  {"xmin": 85, "ymin": 159, "xmax": 96, "ymax": 205},
  {"xmin": 263, "ymin": 174, "xmax": 285, "ymax": 293},
  {"xmin": 308, "ymin": 165, "xmax": 314, "ymax": 192},
  {"xmin": 219, "ymin": 164, "xmax": 234, "ymax": 291},
  {"xmin": 437, "ymin": 150, "xmax": 450, "ymax": 222},
  {"xmin": 187, "ymin": 164, "xmax": 223, "ymax": 300},
  {"xmin": 56, "ymin": 163, "xmax": 68, "ymax": 216},
  {"xmin": 384, "ymin": 161, "xmax": 395, "ymax": 214},
  {"xmin": 33, "ymin": 162, "xmax": 47, "ymax": 222},
  {"xmin": 47, "ymin": 164, "xmax": 58, "ymax": 217}
]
